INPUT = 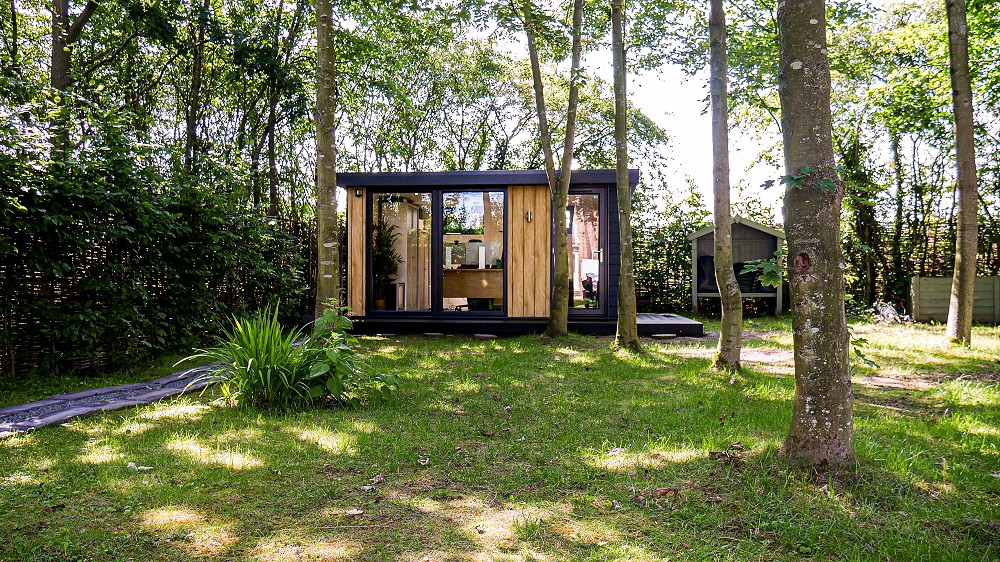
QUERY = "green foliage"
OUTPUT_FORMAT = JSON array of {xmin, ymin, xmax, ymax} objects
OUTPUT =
[
  {"xmin": 740, "ymin": 250, "xmax": 785, "ymax": 289},
  {"xmin": 189, "ymin": 305, "xmax": 398, "ymax": 409},
  {"xmin": 0, "ymin": 109, "xmax": 307, "ymax": 376}
]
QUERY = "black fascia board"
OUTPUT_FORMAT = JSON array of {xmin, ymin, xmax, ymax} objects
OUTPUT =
[{"xmin": 336, "ymin": 169, "xmax": 639, "ymax": 188}]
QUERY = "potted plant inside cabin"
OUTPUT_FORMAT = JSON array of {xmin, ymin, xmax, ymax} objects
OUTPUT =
[{"xmin": 371, "ymin": 210, "xmax": 403, "ymax": 310}]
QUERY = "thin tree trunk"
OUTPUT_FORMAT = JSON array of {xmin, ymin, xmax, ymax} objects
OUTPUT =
[
  {"xmin": 51, "ymin": 0, "xmax": 72, "ymax": 151},
  {"xmin": 777, "ymin": 0, "xmax": 853, "ymax": 467},
  {"xmin": 612, "ymin": 0, "xmax": 639, "ymax": 352},
  {"xmin": 522, "ymin": 2, "xmax": 584, "ymax": 339},
  {"xmin": 945, "ymin": 0, "xmax": 979, "ymax": 346},
  {"xmin": 184, "ymin": 0, "xmax": 208, "ymax": 174},
  {"xmin": 890, "ymin": 133, "xmax": 906, "ymax": 309},
  {"xmin": 251, "ymin": 133, "xmax": 265, "ymax": 208},
  {"xmin": 6, "ymin": 0, "xmax": 18, "ymax": 73},
  {"xmin": 314, "ymin": 0, "xmax": 339, "ymax": 316},
  {"xmin": 50, "ymin": 0, "xmax": 98, "ymax": 152},
  {"xmin": 267, "ymin": 88, "xmax": 279, "ymax": 216},
  {"xmin": 709, "ymin": 0, "xmax": 741, "ymax": 370}
]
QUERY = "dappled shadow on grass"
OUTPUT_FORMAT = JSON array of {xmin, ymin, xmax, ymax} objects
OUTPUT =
[{"xmin": 2, "ymin": 328, "xmax": 999, "ymax": 560}]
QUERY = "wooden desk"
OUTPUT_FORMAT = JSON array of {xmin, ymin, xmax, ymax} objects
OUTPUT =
[{"xmin": 443, "ymin": 269, "xmax": 503, "ymax": 298}]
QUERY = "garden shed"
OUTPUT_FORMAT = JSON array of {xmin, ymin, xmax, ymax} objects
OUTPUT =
[
  {"xmin": 337, "ymin": 170, "xmax": 703, "ymax": 336},
  {"xmin": 687, "ymin": 217, "xmax": 785, "ymax": 314}
]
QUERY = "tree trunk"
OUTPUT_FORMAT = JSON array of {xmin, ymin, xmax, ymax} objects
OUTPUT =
[
  {"xmin": 709, "ymin": 0, "xmax": 741, "ymax": 370},
  {"xmin": 522, "ymin": 1, "xmax": 584, "ymax": 339},
  {"xmin": 944, "ymin": 0, "xmax": 979, "ymax": 346},
  {"xmin": 889, "ymin": 133, "xmax": 906, "ymax": 308},
  {"xmin": 50, "ymin": 0, "xmax": 97, "ymax": 152},
  {"xmin": 6, "ymin": 0, "xmax": 18, "ymax": 74},
  {"xmin": 184, "ymin": 0, "xmax": 208, "ymax": 175},
  {"xmin": 314, "ymin": 0, "xmax": 339, "ymax": 317},
  {"xmin": 777, "ymin": 0, "xmax": 854, "ymax": 467},
  {"xmin": 267, "ymin": 88, "xmax": 279, "ymax": 216},
  {"xmin": 50, "ymin": 0, "xmax": 72, "ymax": 150},
  {"xmin": 612, "ymin": 0, "xmax": 639, "ymax": 352}
]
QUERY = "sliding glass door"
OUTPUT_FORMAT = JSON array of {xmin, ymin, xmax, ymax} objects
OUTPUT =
[
  {"xmin": 370, "ymin": 193, "xmax": 432, "ymax": 311},
  {"xmin": 368, "ymin": 189, "xmax": 506, "ymax": 315}
]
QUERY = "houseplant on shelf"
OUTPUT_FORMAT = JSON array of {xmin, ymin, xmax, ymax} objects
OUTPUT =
[{"xmin": 371, "ymin": 214, "xmax": 403, "ymax": 310}]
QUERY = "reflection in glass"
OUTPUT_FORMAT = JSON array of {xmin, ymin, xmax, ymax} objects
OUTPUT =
[
  {"xmin": 371, "ymin": 192, "xmax": 431, "ymax": 311},
  {"xmin": 568, "ymin": 194, "xmax": 600, "ymax": 309},
  {"xmin": 442, "ymin": 191, "xmax": 505, "ymax": 312}
]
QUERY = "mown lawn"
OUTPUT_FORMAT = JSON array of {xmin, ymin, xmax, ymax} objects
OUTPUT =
[{"xmin": 1, "ymin": 319, "xmax": 998, "ymax": 561}]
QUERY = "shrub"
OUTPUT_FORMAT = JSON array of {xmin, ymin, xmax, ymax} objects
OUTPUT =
[{"xmin": 189, "ymin": 305, "xmax": 398, "ymax": 410}]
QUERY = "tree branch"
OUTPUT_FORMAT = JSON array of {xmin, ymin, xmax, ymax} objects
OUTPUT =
[
  {"xmin": 79, "ymin": 31, "xmax": 140, "ymax": 79},
  {"xmin": 64, "ymin": 1, "xmax": 98, "ymax": 45}
]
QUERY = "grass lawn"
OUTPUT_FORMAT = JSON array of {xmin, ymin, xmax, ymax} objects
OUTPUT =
[{"xmin": 1, "ymin": 318, "xmax": 999, "ymax": 561}]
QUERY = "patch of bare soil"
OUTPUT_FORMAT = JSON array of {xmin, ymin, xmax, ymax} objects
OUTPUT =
[{"xmin": 854, "ymin": 375, "xmax": 933, "ymax": 391}]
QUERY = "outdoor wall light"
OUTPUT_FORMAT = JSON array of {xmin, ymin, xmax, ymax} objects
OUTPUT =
[
  {"xmin": 354, "ymin": 188, "xmax": 362, "ymax": 198},
  {"xmin": 525, "ymin": 211, "xmax": 533, "ymax": 222}
]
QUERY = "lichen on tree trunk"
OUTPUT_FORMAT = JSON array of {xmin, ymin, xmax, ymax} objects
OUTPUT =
[
  {"xmin": 611, "ymin": 0, "xmax": 639, "ymax": 352},
  {"xmin": 776, "ymin": 0, "xmax": 854, "ymax": 467},
  {"xmin": 314, "ymin": 0, "xmax": 339, "ymax": 318},
  {"xmin": 709, "ymin": 0, "xmax": 741, "ymax": 371}
]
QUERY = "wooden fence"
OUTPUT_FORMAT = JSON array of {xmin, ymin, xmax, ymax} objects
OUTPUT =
[{"xmin": 910, "ymin": 276, "xmax": 1000, "ymax": 324}]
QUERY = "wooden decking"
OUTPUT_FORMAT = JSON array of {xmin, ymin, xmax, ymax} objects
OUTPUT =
[{"xmin": 637, "ymin": 313, "xmax": 704, "ymax": 337}]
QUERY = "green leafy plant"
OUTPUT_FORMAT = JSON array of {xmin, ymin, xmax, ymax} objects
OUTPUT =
[
  {"xmin": 740, "ymin": 250, "xmax": 785, "ymax": 288},
  {"xmin": 185, "ymin": 304, "xmax": 399, "ymax": 409}
]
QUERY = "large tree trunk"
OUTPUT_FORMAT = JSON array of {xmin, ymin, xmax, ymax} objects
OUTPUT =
[
  {"xmin": 522, "ymin": 1, "xmax": 584, "ymax": 339},
  {"xmin": 944, "ymin": 0, "xmax": 979, "ymax": 346},
  {"xmin": 709, "ymin": 0, "xmax": 741, "ymax": 370},
  {"xmin": 611, "ymin": 0, "xmax": 639, "ymax": 352},
  {"xmin": 777, "ymin": 0, "xmax": 854, "ymax": 467},
  {"xmin": 314, "ymin": 0, "xmax": 339, "ymax": 316}
]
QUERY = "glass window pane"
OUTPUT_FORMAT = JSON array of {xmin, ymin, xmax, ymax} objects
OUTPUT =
[
  {"xmin": 442, "ymin": 191, "xmax": 504, "ymax": 312},
  {"xmin": 371, "ymin": 193, "xmax": 432, "ymax": 311},
  {"xmin": 568, "ymin": 194, "xmax": 600, "ymax": 309}
]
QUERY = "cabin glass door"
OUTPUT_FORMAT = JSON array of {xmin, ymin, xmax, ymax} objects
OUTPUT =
[
  {"xmin": 567, "ymin": 193, "xmax": 604, "ymax": 314},
  {"xmin": 440, "ymin": 191, "xmax": 505, "ymax": 313}
]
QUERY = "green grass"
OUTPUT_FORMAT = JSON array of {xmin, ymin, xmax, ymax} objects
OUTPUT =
[{"xmin": 1, "ymin": 320, "xmax": 998, "ymax": 561}]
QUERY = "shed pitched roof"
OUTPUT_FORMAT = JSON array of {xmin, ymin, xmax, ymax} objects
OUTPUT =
[{"xmin": 686, "ymin": 216, "xmax": 786, "ymax": 241}]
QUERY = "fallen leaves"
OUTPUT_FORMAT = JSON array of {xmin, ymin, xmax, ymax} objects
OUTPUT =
[
  {"xmin": 632, "ymin": 480, "xmax": 727, "ymax": 510},
  {"xmin": 709, "ymin": 442, "xmax": 751, "ymax": 461}
]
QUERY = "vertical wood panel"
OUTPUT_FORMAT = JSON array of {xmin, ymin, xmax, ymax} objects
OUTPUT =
[
  {"xmin": 347, "ymin": 188, "xmax": 366, "ymax": 316},
  {"xmin": 506, "ymin": 185, "xmax": 550, "ymax": 317}
]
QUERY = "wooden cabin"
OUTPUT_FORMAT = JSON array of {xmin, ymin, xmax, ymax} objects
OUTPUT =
[
  {"xmin": 687, "ymin": 217, "xmax": 785, "ymax": 315},
  {"xmin": 338, "ymin": 170, "xmax": 702, "ymax": 336}
]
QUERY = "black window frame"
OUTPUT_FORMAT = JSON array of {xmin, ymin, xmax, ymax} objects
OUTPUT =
[{"xmin": 365, "ymin": 186, "xmax": 508, "ymax": 318}]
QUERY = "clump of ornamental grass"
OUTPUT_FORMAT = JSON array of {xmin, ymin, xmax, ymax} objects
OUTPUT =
[{"xmin": 185, "ymin": 305, "xmax": 399, "ymax": 410}]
